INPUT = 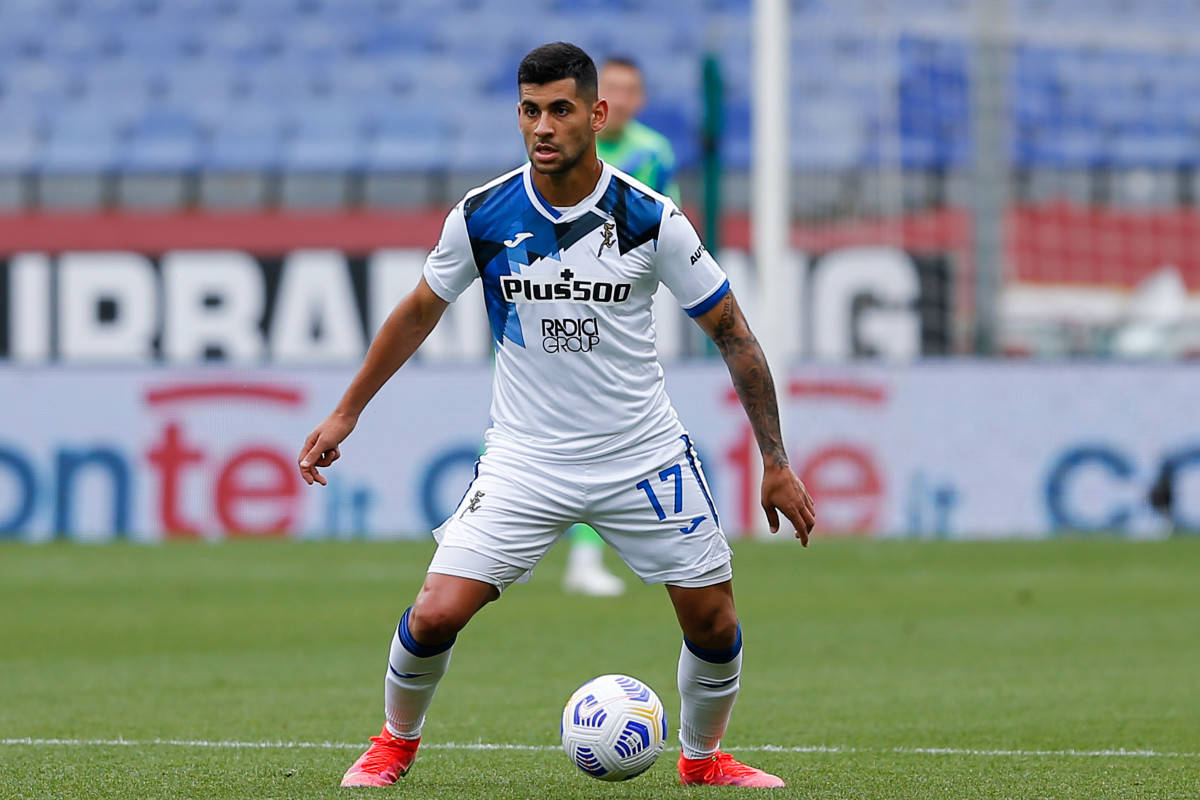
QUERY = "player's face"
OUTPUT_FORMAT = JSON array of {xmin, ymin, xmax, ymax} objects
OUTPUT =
[
  {"xmin": 518, "ymin": 78, "xmax": 606, "ymax": 175},
  {"xmin": 598, "ymin": 64, "xmax": 644, "ymax": 134}
]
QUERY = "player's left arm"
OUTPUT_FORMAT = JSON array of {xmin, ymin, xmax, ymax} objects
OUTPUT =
[{"xmin": 694, "ymin": 292, "xmax": 815, "ymax": 544}]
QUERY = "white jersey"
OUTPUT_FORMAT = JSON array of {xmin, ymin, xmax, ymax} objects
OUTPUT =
[{"xmin": 422, "ymin": 161, "xmax": 729, "ymax": 462}]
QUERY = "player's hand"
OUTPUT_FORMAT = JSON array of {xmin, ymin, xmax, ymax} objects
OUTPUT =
[
  {"xmin": 298, "ymin": 412, "xmax": 358, "ymax": 486},
  {"xmin": 761, "ymin": 463, "xmax": 815, "ymax": 545}
]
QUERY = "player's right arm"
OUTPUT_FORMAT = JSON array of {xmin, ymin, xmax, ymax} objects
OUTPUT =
[
  {"xmin": 298, "ymin": 277, "xmax": 449, "ymax": 486},
  {"xmin": 299, "ymin": 202, "xmax": 476, "ymax": 486}
]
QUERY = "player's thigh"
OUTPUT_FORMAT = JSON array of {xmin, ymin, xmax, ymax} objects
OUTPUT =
[
  {"xmin": 587, "ymin": 443, "xmax": 732, "ymax": 585},
  {"xmin": 430, "ymin": 448, "xmax": 579, "ymax": 587}
]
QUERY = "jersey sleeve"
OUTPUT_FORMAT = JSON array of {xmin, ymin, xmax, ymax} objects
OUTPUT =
[
  {"xmin": 421, "ymin": 203, "xmax": 477, "ymax": 302},
  {"xmin": 653, "ymin": 202, "xmax": 730, "ymax": 318}
]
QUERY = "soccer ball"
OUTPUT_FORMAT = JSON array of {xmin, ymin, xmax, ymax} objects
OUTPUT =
[{"xmin": 560, "ymin": 674, "xmax": 668, "ymax": 781}]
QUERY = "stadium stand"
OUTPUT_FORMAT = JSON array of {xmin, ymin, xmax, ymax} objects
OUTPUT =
[{"xmin": 0, "ymin": 0, "xmax": 1197, "ymax": 209}]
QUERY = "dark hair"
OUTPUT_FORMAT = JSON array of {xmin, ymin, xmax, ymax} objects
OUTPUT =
[
  {"xmin": 602, "ymin": 55, "xmax": 641, "ymax": 73},
  {"xmin": 517, "ymin": 42, "xmax": 597, "ymax": 99}
]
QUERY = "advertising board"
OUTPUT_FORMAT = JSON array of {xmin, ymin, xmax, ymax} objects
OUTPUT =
[{"xmin": 2, "ymin": 364, "xmax": 1193, "ymax": 541}]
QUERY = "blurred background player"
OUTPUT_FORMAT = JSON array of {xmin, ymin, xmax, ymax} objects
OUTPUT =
[
  {"xmin": 596, "ymin": 56, "xmax": 681, "ymax": 203},
  {"xmin": 561, "ymin": 55, "xmax": 683, "ymax": 597}
]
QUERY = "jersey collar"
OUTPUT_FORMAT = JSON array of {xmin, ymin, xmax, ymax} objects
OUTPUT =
[{"xmin": 523, "ymin": 160, "xmax": 613, "ymax": 224}]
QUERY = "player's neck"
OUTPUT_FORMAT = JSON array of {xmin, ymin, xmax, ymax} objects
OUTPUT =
[{"xmin": 530, "ymin": 154, "xmax": 604, "ymax": 208}]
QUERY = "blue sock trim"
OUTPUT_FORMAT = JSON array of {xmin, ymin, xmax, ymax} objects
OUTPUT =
[
  {"xmin": 684, "ymin": 624, "xmax": 742, "ymax": 664},
  {"xmin": 398, "ymin": 606, "xmax": 456, "ymax": 658}
]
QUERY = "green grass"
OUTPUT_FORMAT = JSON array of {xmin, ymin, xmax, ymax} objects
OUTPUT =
[{"xmin": 2, "ymin": 538, "xmax": 1198, "ymax": 799}]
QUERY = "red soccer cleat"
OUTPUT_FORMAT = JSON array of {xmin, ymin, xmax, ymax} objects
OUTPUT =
[
  {"xmin": 678, "ymin": 751, "xmax": 786, "ymax": 788},
  {"xmin": 340, "ymin": 725, "xmax": 421, "ymax": 787}
]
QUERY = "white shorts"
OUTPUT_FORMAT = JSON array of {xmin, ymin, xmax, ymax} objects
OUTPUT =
[{"xmin": 428, "ymin": 434, "xmax": 732, "ymax": 593}]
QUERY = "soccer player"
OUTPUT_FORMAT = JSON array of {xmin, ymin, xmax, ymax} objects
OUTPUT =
[
  {"xmin": 596, "ymin": 56, "xmax": 681, "ymax": 203},
  {"xmin": 561, "ymin": 55, "xmax": 681, "ymax": 597},
  {"xmin": 298, "ymin": 42, "xmax": 815, "ymax": 789}
]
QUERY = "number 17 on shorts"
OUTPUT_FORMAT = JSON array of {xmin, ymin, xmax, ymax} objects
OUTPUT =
[
  {"xmin": 586, "ymin": 440, "xmax": 730, "ymax": 585},
  {"xmin": 628, "ymin": 438, "xmax": 720, "ymax": 537}
]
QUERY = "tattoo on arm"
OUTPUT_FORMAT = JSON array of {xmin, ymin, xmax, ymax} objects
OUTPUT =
[{"xmin": 708, "ymin": 294, "xmax": 788, "ymax": 468}]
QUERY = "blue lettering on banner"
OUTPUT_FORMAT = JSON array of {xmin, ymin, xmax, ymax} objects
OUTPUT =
[
  {"xmin": 905, "ymin": 471, "xmax": 961, "ymax": 537},
  {"xmin": 55, "ymin": 447, "xmax": 131, "ymax": 538},
  {"xmin": 1045, "ymin": 445, "xmax": 1134, "ymax": 532},
  {"xmin": 0, "ymin": 446, "xmax": 38, "ymax": 535},
  {"xmin": 1159, "ymin": 446, "xmax": 1200, "ymax": 531},
  {"xmin": 321, "ymin": 480, "xmax": 377, "ymax": 538}
]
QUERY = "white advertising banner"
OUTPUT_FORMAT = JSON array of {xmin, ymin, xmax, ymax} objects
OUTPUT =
[{"xmin": 1, "ymin": 363, "xmax": 1195, "ymax": 541}]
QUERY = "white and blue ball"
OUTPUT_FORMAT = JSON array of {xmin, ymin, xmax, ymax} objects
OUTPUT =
[{"xmin": 560, "ymin": 674, "xmax": 668, "ymax": 781}]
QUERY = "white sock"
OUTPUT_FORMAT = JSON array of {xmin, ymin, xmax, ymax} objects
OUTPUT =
[
  {"xmin": 677, "ymin": 626, "xmax": 742, "ymax": 759},
  {"xmin": 566, "ymin": 540, "xmax": 605, "ymax": 571},
  {"xmin": 383, "ymin": 606, "xmax": 454, "ymax": 739}
]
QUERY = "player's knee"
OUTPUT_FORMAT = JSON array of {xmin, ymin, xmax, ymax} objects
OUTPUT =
[
  {"xmin": 684, "ymin": 608, "xmax": 740, "ymax": 651},
  {"xmin": 407, "ymin": 599, "xmax": 470, "ymax": 646},
  {"xmin": 705, "ymin": 612, "xmax": 741, "ymax": 651}
]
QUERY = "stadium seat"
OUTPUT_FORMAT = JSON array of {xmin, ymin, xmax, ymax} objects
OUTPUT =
[
  {"xmin": 39, "ymin": 127, "xmax": 122, "ymax": 175},
  {"xmin": 121, "ymin": 111, "xmax": 204, "ymax": 173},
  {"xmin": 78, "ymin": 65, "xmax": 158, "ymax": 121},
  {"xmin": 446, "ymin": 98, "xmax": 527, "ymax": 172},
  {"xmin": 281, "ymin": 111, "xmax": 369, "ymax": 173},
  {"xmin": 0, "ymin": 118, "xmax": 40, "ymax": 174},
  {"xmin": 3, "ymin": 0, "xmax": 1199, "ymax": 186},
  {"xmin": 365, "ymin": 114, "xmax": 452, "ymax": 173},
  {"xmin": 204, "ymin": 117, "xmax": 285, "ymax": 174},
  {"xmin": 3, "ymin": 62, "xmax": 82, "ymax": 112}
]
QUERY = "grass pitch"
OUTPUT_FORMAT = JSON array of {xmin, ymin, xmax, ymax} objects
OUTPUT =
[{"xmin": 2, "ymin": 537, "xmax": 1198, "ymax": 799}]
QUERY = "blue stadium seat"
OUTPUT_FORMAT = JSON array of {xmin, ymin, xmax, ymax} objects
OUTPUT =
[
  {"xmin": 238, "ymin": 61, "xmax": 328, "ymax": 126},
  {"xmin": 40, "ymin": 20, "xmax": 123, "ymax": 64},
  {"xmin": 897, "ymin": 36, "xmax": 971, "ymax": 167},
  {"xmin": 354, "ymin": 24, "xmax": 438, "ymax": 58},
  {"xmin": 203, "ymin": 110, "xmax": 288, "ymax": 173},
  {"xmin": 77, "ymin": 65, "xmax": 158, "ymax": 122},
  {"xmin": 113, "ymin": 23, "xmax": 205, "ymax": 65},
  {"xmin": 2, "ymin": 62, "xmax": 82, "ymax": 112},
  {"xmin": 1012, "ymin": 42, "xmax": 1200, "ymax": 167},
  {"xmin": 4, "ymin": 0, "xmax": 1198, "ymax": 179},
  {"xmin": 792, "ymin": 105, "xmax": 866, "ymax": 171},
  {"xmin": 39, "ymin": 114, "xmax": 122, "ymax": 174},
  {"xmin": 719, "ymin": 99, "xmax": 750, "ymax": 170},
  {"xmin": 199, "ymin": 19, "xmax": 285, "ymax": 63},
  {"xmin": 446, "ymin": 99, "xmax": 527, "ymax": 172},
  {"xmin": 365, "ymin": 113, "xmax": 451, "ymax": 173},
  {"xmin": 281, "ymin": 110, "xmax": 369, "ymax": 172},
  {"xmin": 121, "ymin": 111, "xmax": 204, "ymax": 173},
  {"xmin": 158, "ymin": 60, "xmax": 244, "ymax": 114},
  {"xmin": 0, "ymin": 116, "xmax": 40, "ymax": 174}
]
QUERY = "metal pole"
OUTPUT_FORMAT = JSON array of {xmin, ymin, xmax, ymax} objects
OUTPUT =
[
  {"xmin": 970, "ymin": 1, "xmax": 1009, "ymax": 354},
  {"xmin": 752, "ymin": 0, "xmax": 790, "ymax": 426}
]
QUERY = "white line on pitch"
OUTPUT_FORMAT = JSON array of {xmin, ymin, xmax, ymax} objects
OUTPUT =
[{"xmin": 0, "ymin": 738, "xmax": 1195, "ymax": 759}]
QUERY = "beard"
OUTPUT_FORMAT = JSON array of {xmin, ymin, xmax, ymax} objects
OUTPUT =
[{"xmin": 528, "ymin": 140, "xmax": 586, "ymax": 175}]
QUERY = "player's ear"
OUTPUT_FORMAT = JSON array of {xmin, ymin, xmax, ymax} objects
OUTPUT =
[{"xmin": 591, "ymin": 98, "xmax": 608, "ymax": 133}]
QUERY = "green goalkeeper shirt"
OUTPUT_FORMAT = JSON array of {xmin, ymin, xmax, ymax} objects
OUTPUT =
[{"xmin": 596, "ymin": 119, "xmax": 681, "ymax": 204}]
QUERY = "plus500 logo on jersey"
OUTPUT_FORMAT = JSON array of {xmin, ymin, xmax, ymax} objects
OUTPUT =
[
  {"xmin": 542, "ymin": 317, "xmax": 599, "ymax": 353},
  {"xmin": 501, "ymin": 271, "xmax": 632, "ymax": 304}
]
